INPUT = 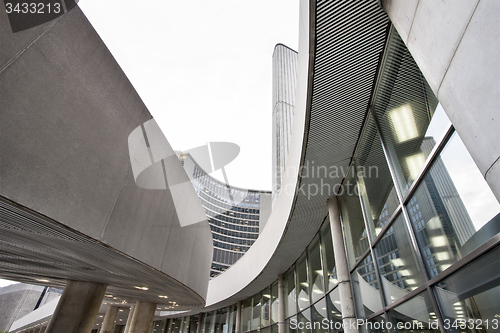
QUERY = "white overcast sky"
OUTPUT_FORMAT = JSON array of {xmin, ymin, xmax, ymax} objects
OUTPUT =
[{"xmin": 80, "ymin": 0, "xmax": 300, "ymax": 191}]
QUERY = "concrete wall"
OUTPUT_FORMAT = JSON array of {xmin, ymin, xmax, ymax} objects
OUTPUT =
[
  {"xmin": 382, "ymin": 0, "xmax": 500, "ymax": 200},
  {"xmin": 0, "ymin": 284, "xmax": 43, "ymax": 331},
  {"xmin": 0, "ymin": 6, "xmax": 212, "ymax": 300}
]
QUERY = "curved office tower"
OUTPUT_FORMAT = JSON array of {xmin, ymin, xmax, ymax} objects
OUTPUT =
[{"xmin": 179, "ymin": 153, "xmax": 272, "ymax": 278}]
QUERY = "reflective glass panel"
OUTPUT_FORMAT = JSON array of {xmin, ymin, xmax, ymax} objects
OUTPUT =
[
  {"xmin": 388, "ymin": 291, "xmax": 439, "ymax": 333},
  {"xmin": 351, "ymin": 253, "xmax": 383, "ymax": 317},
  {"xmin": 434, "ymin": 246, "xmax": 500, "ymax": 333},
  {"xmin": 407, "ymin": 132, "xmax": 500, "ymax": 278},
  {"xmin": 251, "ymin": 293, "xmax": 261, "ymax": 330},
  {"xmin": 297, "ymin": 310, "xmax": 311, "ymax": 333},
  {"xmin": 261, "ymin": 287, "xmax": 271, "ymax": 327},
  {"xmin": 271, "ymin": 281, "xmax": 279, "ymax": 324},
  {"xmin": 360, "ymin": 315, "xmax": 387, "ymax": 333},
  {"xmin": 372, "ymin": 27, "xmax": 444, "ymax": 197},
  {"xmin": 285, "ymin": 266, "xmax": 297, "ymax": 317},
  {"xmin": 286, "ymin": 316, "xmax": 297, "ymax": 333},
  {"xmin": 296, "ymin": 253, "xmax": 309, "ymax": 311},
  {"xmin": 308, "ymin": 234, "xmax": 325, "ymax": 303},
  {"xmin": 339, "ymin": 169, "xmax": 370, "ymax": 267},
  {"xmin": 326, "ymin": 288, "xmax": 343, "ymax": 326},
  {"xmin": 320, "ymin": 222, "xmax": 337, "ymax": 291},
  {"xmin": 375, "ymin": 214, "xmax": 426, "ymax": 305},
  {"xmin": 356, "ymin": 114, "xmax": 399, "ymax": 238},
  {"xmin": 241, "ymin": 297, "xmax": 252, "ymax": 332},
  {"xmin": 311, "ymin": 298, "xmax": 328, "ymax": 333}
]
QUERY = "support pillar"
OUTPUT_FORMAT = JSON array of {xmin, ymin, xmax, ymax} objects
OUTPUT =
[
  {"xmin": 34, "ymin": 329, "xmax": 41, "ymax": 333},
  {"xmin": 100, "ymin": 306, "xmax": 120, "ymax": 333},
  {"xmin": 196, "ymin": 313, "xmax": 204, "ymax": 333},
  {"xmin": 327, "ymin": 197, "xmax": 358, "ymax": 333},
  {"xmin": 112, "ymin": 325, "xmax": 124, "ymax": 333},
  {"xmin": 39, "ymin": 327, "xmax": 47, "ymax": 333},
  {"xmin": 235, "ymin": 301, "xmax": 241, "ymax": 333},
  {"xmin": 45, "ymin": 280, "xmax": 107, "ymax": 333},
  {"xmin": 277, "ymin": 274, "xmax": 285, "ymax": 333},
  {"xmin": 127, "ymin": 301, "xmax": 156, "ymax": 333},
  {"xmin": 123, "ymin": 305, "xmax": 135, "ymax": 333}
]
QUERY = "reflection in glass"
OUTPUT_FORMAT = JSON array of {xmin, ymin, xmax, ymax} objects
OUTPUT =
[
  {"xmin": 297, "ymin": 311, "xmax": 311, "ymax": 333},
  {"xmin": 375, "ymin": 214, "xmax": 425, "ymax": 305},
  {"xmin": 339, "ymin": 168, "xmax": 370, "ymax": 267},
  {"xmin": 388, "ymin": 291, "xmax": 439, "ymax": 332},
  {"xmin": 320, "ymin": 222, "xmax": 337, "ymax": 290},
  {"xmin": 408, "ymin": 132, "xmax": 500, "ymax": 278},
  {"xmin": 285, "ymin": 266, "xmax": 297, "ymax": 317},
  {"xmin": 296, "ymin": 253, "xmax": 309, "ymax": 311},
  {"xmin": 311, "ymin": 298, "xmax": 328, "ymax": 333},
  {"xmin": 286, "ymin": 316, "xmax": 297, "ymax": 333},
  {"xmin": 352, "ymin": 253, "xmax": 383, "ymax": 318},
  {"xmin": 371, "ymin": 27, "xmax": 442, "ymax": 197},
  {"xmin": 251, "ymin": 293, "xmax": 261, "ymax": 330},
  {"xmin": 261, "ymin": 287, "xmax": 271, "ymax": 327},
  {"xmin": 308, "ymin": 235, "xmax": 325, "ymax": 303},
  {"xmin": 326, "ymin": 288, "xmax": 343, "ymax": 326},
  {"xmin": 360, "ymin": 315, "xmax": 387, "ymax": 333},
  {"xmin": 356, "ymin": 114, "xmax": 399, "ymax": 239},
  {"xmin": 271, "ymin": 281, "xmax": 279, "ymax": 324},
  {"xmin": 241, "ymin": 297, "xmax": 252, "ymax": 332},
  {"xmin": 434, "ymin": 246, "xmax": 500, "ymax": 333}
]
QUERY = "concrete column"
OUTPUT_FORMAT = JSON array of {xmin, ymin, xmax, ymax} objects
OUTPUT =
[
  {"xmin": 100, "ymin": 306, "xmax": 120, "ymax": 333},
  {"xmin": 196, "ymin": 313, "xmax": 203, "ymax": 333},
  {"xmin": 112, "ymin": 325, "xmax": 124, "ymax": 333},
  {"xmin": 127, "ymin": 301, "xmax": 156, "ymax": 333},
  {"xmin": 123, "ymin": 305, "xmax": 136, "ymax": 333},
  {"xmin": 327, "ymin": 197, "xmax": 358, "ymax": 333},
  {"xmin": 235, "ymin": 301, "xmax": 241, "ymax": 333},
  {"xmin": 277, "ymin": 274, "xmax": 285, "ymax": 333},
  {"xmin": 39, "ymin": 327, "xmax": 47, "ymax": 333},
  {"xmin": 45, "ymin": 280, "xmax": 107, "ymax": 333},
  {"xmin": 34, "ymin": 329, "xmax": 41, "ymax": 333}
]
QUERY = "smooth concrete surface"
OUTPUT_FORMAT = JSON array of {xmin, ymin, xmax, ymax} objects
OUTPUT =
[
  {"xmin": 127, "ymin": 302, "xmax": 156, "ymax": 333},
  {"xmin": 0, "ymin": 4, "xmax": 212, "ymax": 307},
  {"xmin": 234, "ymin": 302, "xmax": 241, "ymax": 333},
  {"xmin": 123, "ymin": 305, "xmax": 135, "ymax": 333},
  {"xmin": 45, "ymin": 281, "xmax": 106, "ymax": 333},
  {"xmin": 327, "ymin": 198, "xmax": 357, "ymax": 333},
  {"xmin": 10, "ymin": 296, "xmax": 60, "ymax": 332},
  {"xmin": 382, "ymin": 0, "xmax": 500, "ymax": 201},
  {"xmin": 99, "ymin": 306, "xmax": 119, "ymax": 333},
  {"xmin": 112, "ymin": 325, "xmax": 124, "ymax": 333}
]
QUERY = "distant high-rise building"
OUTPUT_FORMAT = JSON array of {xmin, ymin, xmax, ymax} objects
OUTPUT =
[{"xmin": 272, "ymin": 45, "xmax": 298, "ymax": 201}]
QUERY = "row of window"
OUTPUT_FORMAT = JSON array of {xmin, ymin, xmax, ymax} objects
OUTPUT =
[
  {"xmin": 209, "ymin": 224, "xmax": 259, "ymax": 241},
  {"xmin": 208, "ymin": 217, "xmax": 259, "ymax": 233}
]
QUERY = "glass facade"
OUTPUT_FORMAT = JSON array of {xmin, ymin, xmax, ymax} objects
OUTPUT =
[{"xmin": 162, "ymin": 26, "xmax": 500, "ymax": 333}]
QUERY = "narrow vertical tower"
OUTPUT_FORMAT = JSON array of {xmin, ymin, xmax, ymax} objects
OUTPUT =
[{"xmin": 272, "ymin": 44, "xmax": 298, "ymax": 201}]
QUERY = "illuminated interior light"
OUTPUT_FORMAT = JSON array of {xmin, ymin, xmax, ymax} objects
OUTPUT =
[
  {"xmin": 159, "ymin": 295, "xmax": 169, "ymax": 298},
  {"xmin": 405, "ymin": 279, "xmax": 416, "ymax": 285},
  {"xmin": 134, "ymin": 286, "xmax": 149, "ymax": 290},
  {"xmin": 399, "ymin": 270, "xmax": 411, "ymax": 276},
  {"xmin": 406, "ymin": 153, "xmax": 426, "ymax": 180},
  {"xmin": 315, "ymin": 270, "xmax": 324, "ymax": 276},
  {"xmin": 426, "ymin": 217, "xmax": 441, "ymax": 230},
  {"xmin": 435, "ymin": 252, "xmax": 451, "ymax": 261},
  {"xmin": 391, "ymin": 258, "xmax": 404, "ymax": 267},
  {"xmin": 431, "ymin": 235, "xmax": 448, "ymax": 247},
  {"xmin": 389, "ymin": 104, "xmax": 419, "ymax": 143},
  {"xmin": 440, "ymin": 264, "xmax": 451, "ymax": 271},
  {"xmin": 263, "ymin": 294, "xmax": 271, "ymax": 298},
  {"xmin": 36, "ymin": 279, "xmax": 50, "ymax": 283}
]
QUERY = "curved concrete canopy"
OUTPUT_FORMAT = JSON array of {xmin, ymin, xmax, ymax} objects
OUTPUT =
[
  {"xmin": 162, "ymin": 0, "xmax": 390, "ymax": 316},
  {"xmin": 0, "ymin": 7, "xmax": 212, "ymax": 310}
]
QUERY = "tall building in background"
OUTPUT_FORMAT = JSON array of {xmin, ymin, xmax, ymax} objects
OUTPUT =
[
  {"xmin": 178, "ymin": 153, "xmax": 272, "ymax": 278},
  {"xmin": 272, "ymin": 45, "xmax": 298, "ymax": 202}
]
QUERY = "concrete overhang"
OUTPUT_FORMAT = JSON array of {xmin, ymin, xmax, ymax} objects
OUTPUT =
[{"xmin": 0, "ymin": 6, "xmax": 213, "ymax": 310}]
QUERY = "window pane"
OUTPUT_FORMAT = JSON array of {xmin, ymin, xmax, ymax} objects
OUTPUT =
[
  {"xmin": 297, "ymin": 311, "xmax": 311, "ymax": 333},
  {"xmin": 242, "ymin": 297, "xmax": 252, "ymax": 332},
  {"xmin": 308, "ymin": 235, "xmax": 325, "ymax": 303},
  {"xmin": 271, "ymin": 281, "xmax": 279, "ymax": 324},
  {"xmin": 261, "ymin": 287, "xmax": 271, "ymax": 327},
  {"xmin": 251, "ymin": 293, "xmax": 261, "ymax": 330},
  {"xmin": 356, "ymin": 114, "xmax": 399, "ymax": 238},
  {"xmin": 286, "ymin": 316, "xmax": 297, "ymax": 333},
  {"xmin": 285, "ymin": 266, "xmax": 297, "ymax": 317},
  {"xmin": 372, "ymin": 27, "xmax": 444, "ymax": 197},
  {"xmin": 388, "ymin": 291, "xmax": 439, "ymax": 332},
  {"xmin": 320, "ymin": 222, "xmax": 337, "ymax": 291},
  {"xmin": 407, "ymin": 132, "xmax": 500, "ymax": 278},
  {"xmin": 360, "ymin": 315, "xmax": 386, "ymax": 333},
  {"xmin": 326, "ymin": 288, "xmax": 343, "ymax": 326},
  {"xmin": 351, "ymin": 253, "xmax": 383, "ymax": 317},
  {"xmin": 434, "ymin": 246, "xmax": 500, "ymax": 333},
  {"xmin": 296, "ymin": 253, "xmax": 309, "ymax": 311},
  {"xmin": 339, "ymin": 169, "xmax": 370, "ymax": 267},
  {"xmin": 375, "ymin": 214, "xmax": 426, "ymax": 305},
  {"xmin": 311, "ymin": 298, "xmax": 328, "ymax": 333}
]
